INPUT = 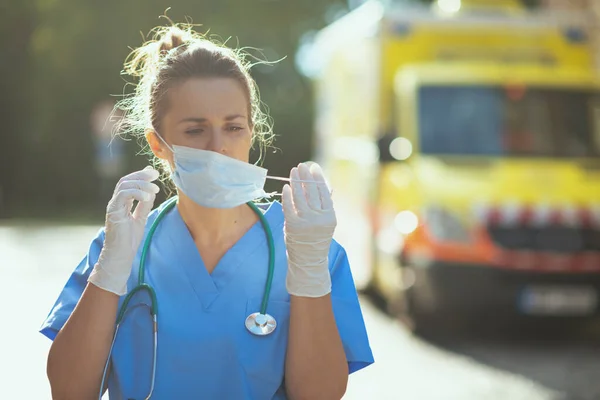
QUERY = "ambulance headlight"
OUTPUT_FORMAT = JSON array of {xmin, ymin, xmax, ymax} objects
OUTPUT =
[{"xmin": 394, "ymin": 211, "xmax": 419, "ymax": 235}]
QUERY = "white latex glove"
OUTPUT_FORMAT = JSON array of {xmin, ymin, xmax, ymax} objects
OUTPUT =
[
  {"xmin": 88, "ymin": 167, "xmax": 160, "ymax": 296},
  {"xmin": 282, "ymin": 162, "xmax": 336, "ymax": 298}
]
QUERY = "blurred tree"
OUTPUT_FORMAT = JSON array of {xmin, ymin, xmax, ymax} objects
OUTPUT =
[{"xmin": 0, "ymin": 0, "xmax": 36, "ymax": 217}]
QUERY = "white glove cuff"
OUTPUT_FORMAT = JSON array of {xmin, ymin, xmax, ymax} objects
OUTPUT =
[
  {"xmin": 88, "ymin": 263, "xmax": 129, "ymax": 296},
  {"xmin": 286, "ymin": 259, "xmax": 332, "ymax": 298}
]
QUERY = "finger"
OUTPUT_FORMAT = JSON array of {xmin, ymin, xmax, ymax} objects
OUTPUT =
[
  {"xmin": 290, "ymin": 167, "xmax": 310, "ymax": 214},
  {"xmin": 112, "ymin": 189, "xmax": 152, "ymax": 210},
  {"xmin": 115, "ymin": 180, "xmax": 160, "ymax": 195},
  {"xmin": 298, "ymin": 163, "xmax": 321, "ymax": 210},
  {"xmin": 310, "ymin": 163, "xmax": 334, "ymax": 210},
  {"xmin": 133, "ymin": 192, "xmax": 156, "ymax": 221},
  {"xmin": 114, "ymin": 168, "xmax": 160, "ymax": 193},
  {"xmin": 281, "ymin": 184, "xmax": 296, "ymax": 218},
  {"xmin": 137, "ymin": 167, "xmax": 160, "ymax": 181}
]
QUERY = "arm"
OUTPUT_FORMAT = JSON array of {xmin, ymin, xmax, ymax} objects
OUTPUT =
[
  {"xmin": 281, "ymin": 163, "xmax": 349, "ymax": 399},
  {"xmin": 47, "ymin": 284, "xmax": 118, "ymax": 399},
  {"xmin": 285, "ymin": 294, "xmax": 348, "ymax": 400},
  {"xmin": 45, "ymin": 167, "xmax": 160, "ymax": 400}
]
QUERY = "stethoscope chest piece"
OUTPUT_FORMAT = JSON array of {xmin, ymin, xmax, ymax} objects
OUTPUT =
[{"xmin": 245, "ymin": 312, "xmax": 277, "ymax": 336}]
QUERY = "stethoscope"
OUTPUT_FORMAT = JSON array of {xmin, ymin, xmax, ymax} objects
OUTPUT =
[{"xmin": 98, "ymin": 196, "xmax": 277, "ymax": 400}]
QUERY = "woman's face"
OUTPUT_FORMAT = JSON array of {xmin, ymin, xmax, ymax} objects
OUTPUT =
[{"xmin": 148, "ymin": 77, "xmax": 252, "ymax": 164}]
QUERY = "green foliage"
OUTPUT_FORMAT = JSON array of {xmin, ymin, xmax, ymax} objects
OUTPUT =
[{"xmin": 0, "ymin": 0, "xmax": 36, "ymax": 217}]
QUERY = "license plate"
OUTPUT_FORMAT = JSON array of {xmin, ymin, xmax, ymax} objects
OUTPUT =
[{"xmin": 519, "ymin": 285, "xmax": 598, "ymax": 316}]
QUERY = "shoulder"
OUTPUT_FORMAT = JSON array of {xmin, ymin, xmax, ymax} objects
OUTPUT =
[
  {"xmin": 86, "ymin": 198, "xmax": 170, "ymax": 245},
  {"xmin": 141, "ymin": 197, "xmax": 180, "ymax": 235},
  {"xmin": 330, "ymin": 238, "xmax": 346, "ymax": 257},
  {"xmin": 252, "ymin": 200, "xmax": 350, "ymax": 270},
  {"xmin": 256, "ymin": 200, "xmax": 285, "ymax": 232},
  {"xmin": 87, "ymin": 226, "xmax": 106, "ymax": 252},
  {"xmin": 146, "ymin": 197, "xmax": 177, "ymax": 223},
  {"xmin": 328, "ymin": 239, "xmax": 349, "ymax": 275},
  {"xmin": 259, "ymin": 200, "xmax": 348, "ymax": 260}
]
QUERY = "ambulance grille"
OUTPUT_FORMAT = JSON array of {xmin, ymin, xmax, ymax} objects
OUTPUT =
[{"xmin": 487, "ymin": 225, "xmax": 600, "ymax": 253}]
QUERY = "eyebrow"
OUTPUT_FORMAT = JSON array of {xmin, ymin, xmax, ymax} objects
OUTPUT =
[{"xmin": 178, "ymin": 115, "xmax": 246, "ymax": 124}]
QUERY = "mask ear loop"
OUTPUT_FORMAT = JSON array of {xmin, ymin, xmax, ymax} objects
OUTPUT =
[
  {"xmin": 263, "ymin": 176, "xmax": 334, "ymax": 198},
  {"xmin": 154, "ymin": 131, "xmax": 175, "ymax": 153},
  {"xmin": 266, "ymin": 176, "xmax": 331, "ymax": 186}
]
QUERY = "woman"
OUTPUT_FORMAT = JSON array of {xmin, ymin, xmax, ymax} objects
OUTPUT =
[{"xmin": 41, "ymin": 23, "xmax": 373, "ymax": 400}]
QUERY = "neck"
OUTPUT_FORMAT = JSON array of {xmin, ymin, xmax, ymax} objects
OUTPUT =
[{"xmin": 176, "ymin": 192, "xmax": 254, "ymax": 245}]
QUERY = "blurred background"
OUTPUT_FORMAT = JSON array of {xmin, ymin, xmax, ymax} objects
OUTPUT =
[{"xmin": 2, "ymin": 0, "xmax": 600, "ymax": 398}]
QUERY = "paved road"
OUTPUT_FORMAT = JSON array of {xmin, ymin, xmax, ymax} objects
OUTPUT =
[{"xmin": 1, "ymin": 225, "xmax": 598, "ymax": 399}]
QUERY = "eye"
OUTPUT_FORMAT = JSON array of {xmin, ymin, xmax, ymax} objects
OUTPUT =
[
  {"xmin": 185, "ymin": 128, "xmax": 204, "ymax": 135},
  {"xmin": 227, "ymin": 126, "xmax": 244, "ymax": 132}
]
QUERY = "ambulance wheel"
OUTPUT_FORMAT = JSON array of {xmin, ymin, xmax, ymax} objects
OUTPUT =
[
  {"xmin": 390, "ymin": 284, "xmax": 463, "ymax": 338},
  {"xmin": 388, "ymin": 290, "xmax": 435, "ymax": 336},
  {"xmin": 361, "ymin": 279, "xmax": 390, "ymax": 314}
]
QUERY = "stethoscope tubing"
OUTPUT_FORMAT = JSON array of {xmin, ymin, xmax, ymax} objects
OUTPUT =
[{"xmin": 99, "ymin": 301, "xmax": 157, "ymax": 400}]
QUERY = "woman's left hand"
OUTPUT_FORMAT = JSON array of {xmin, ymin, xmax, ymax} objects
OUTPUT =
[{"xmin": 282, "ymin": 162, "xmax": 337, "ymax": 297}]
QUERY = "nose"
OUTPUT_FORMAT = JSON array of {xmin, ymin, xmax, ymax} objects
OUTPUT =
[{"xmin": 206, "ymin": 130, "xmax": 226, "ymax": 154}]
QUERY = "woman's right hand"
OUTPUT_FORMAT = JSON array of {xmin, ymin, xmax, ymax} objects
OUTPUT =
[{"xmin": 88, "ymin": 166, "xmax": 160, "ymax": 296}]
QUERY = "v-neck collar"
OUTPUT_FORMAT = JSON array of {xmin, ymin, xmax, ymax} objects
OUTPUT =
[{"xmin": 164, "ymin": 201, "xmax": 283, "ymax": 310}]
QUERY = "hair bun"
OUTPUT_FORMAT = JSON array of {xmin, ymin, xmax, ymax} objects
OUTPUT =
[{"xmin": 158, "ymin": 26, "xmax": 189, "ymax": 54}]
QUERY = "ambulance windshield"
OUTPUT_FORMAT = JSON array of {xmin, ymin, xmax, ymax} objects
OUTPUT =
[{"xmin": 418, "ymin": 85, "xmax": 600, "ymax": 158}]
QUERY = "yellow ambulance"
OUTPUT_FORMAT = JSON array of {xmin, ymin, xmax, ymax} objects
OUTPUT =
[{"xmin": 301, "ymin": 0, "xmax": 600, "ymax": 331}]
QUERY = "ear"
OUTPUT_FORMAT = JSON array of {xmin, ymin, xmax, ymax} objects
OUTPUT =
[{"xmin": 145, "ymin": 129, "xmax": 170, "ymax": 161}]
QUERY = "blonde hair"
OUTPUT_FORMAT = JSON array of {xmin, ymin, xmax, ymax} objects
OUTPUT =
[{"xmin": 115, "ymin": 22, "xmax": 274, "ymax": 173}]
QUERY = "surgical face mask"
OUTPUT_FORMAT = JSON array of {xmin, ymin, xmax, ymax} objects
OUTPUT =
[
  {"xmin": 155, "ymin": 133, "xmax": 331, "ymax": 209},
  {"xmin": 157, "ymin": 135, "xmax": 270, "ymax": 208}
]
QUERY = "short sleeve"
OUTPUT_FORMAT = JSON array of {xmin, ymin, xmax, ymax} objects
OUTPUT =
[
  {"xmin": 329, "ymin": 241, "xmax": 375, "ymax": 374},
  {"xmin": 39, "ymin": 228, "xmax": 105, "ymax": 341}
]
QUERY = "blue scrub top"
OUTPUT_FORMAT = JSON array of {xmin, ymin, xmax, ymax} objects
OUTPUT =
[{"xmin": 40, "ymin": 200, "xmax": 374, "ymax": 399}]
